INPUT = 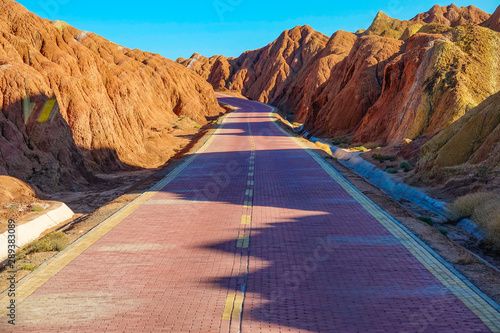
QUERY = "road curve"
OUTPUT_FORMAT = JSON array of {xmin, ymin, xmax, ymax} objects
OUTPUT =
[{"xmin": 1, "ymin": 96, "xmax": 499, "ymax": 332}]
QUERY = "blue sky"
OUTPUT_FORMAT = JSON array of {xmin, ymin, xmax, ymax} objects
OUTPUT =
[{"xmin": 18, "ymin": 1, "xmax": 498, "ymax": 60}]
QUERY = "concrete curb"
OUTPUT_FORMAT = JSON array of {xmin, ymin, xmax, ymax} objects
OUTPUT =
[
  {"xmin": 0, "ymin": 203, "xmax": 74, "ymax": 260},
  {"xmin": 294, "ymin": 126, "xmax": 487, "ymax": 241}
]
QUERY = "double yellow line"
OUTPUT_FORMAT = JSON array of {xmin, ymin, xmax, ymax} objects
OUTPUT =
[{"xmin": 221, "ymin": 109, "xmax": 256, "ymax": 330}]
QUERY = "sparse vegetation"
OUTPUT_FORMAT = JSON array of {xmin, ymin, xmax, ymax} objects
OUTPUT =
[
  {"xmin": 21, "ymin": 264, "xmax": 38, "ymax": 271},
  {"xmin": 7, "ymin": 204, "xmax": 19, "ymax": 211},
  {"xmin": 194, "ymin": 125, "xmax": 200, "ymax": 129},
  {"xmin": 472, "ymin": 200, "xmax": 500, "ymax": 248},
  {"xmin": 386, "ymin": 168, "xmax": 398, "ymax": 174},
  {"xmin": 30, "ymin": 205, "xmax": 44, "ymax": 212},
  {"xmin": 456, "ymin": 254, "xmax": 476, "ymax": 265},
  {"xmin": 372, "ymin": 154, "xmax": 397, "ymax": 163},
  {"xmin": 17, "ymin": 232, "xmax": 70, "ymax": 258},
  {"xmin": 354, "ymin": 146, "xmax": 368, "ymax": 152},
  {"xmin": 448, "ymin": 192, "xmax": 496, "ymax": 219},
  {"xmin": 418, "ymin": 216, "xmax": 434, "ymax": 226},
  {"xmin": 400, "ymin": 161, "xmax": 412, "ymax": 172}
]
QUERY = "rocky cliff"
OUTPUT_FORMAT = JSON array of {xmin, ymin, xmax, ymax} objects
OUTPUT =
[{"xmin": 0, "ymin": 0, "xmax": 223, "ymax": 192}]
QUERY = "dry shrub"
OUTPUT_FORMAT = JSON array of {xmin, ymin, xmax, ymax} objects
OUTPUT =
[
  {"xmin": 448, "ymin": 192, "xmax": 496, "ymax": 219},
  {"xmin": 473, "ymin": 199, "xmax": 500, "ymax": 245},
  {"xmin": 450, "ymin": 192, "xmax": 500, "ymax": 248},
  {"xmin": 19, "ymin": 232, "xmax": 70, "ymax": 257}
]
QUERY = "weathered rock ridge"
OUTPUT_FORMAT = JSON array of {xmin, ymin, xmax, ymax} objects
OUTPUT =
[{"xmin": 181, "ymin": 4, "xmax": 500, "ymax": 148}]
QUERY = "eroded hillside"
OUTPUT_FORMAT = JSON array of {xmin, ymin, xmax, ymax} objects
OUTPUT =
[
  {"xmin": 182, "ymin": 4, "xmax": 498, "ymax": 144},
  {"xmin": 0, "ymin": 0, "xmax": 223, "ymax": 192}
]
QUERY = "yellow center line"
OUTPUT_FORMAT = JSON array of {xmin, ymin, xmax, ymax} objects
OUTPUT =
[
  {"xmin": 241, "ymin": 215, "xmax": 251, "ymax": 225},
  {"xmin": 236, "ymin": 235, "xmax": 250, "ymax": 248},
  {"xmin": 222, "ymin": 294, "xmax": 244, "ymax": 320}
]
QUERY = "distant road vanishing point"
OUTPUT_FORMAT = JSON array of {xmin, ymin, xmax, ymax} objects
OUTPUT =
[{"xmin": 1, "ymin": 95, "xmax": 499, "ymax": 333}]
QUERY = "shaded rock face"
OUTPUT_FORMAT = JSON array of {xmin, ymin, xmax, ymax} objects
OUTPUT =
[
  {"xmin": 272, "ymin": 31, "xmax": 358, "ymax": 123},
  {"xmin": 416, "ymin": 91, "xmax": 500, "ymax": 181},
  {"xmin": 0, "ymin": 0, "xmax": 223, "ymax": 191},
  {"xmin": 304, "ymin": 35, "xmax": 404, "ymax": 135},
  {"xmin": 182, "ymin": 4, "xmax": 499, "ymax": 148},
  {"xmin": 482, "ymin": 5, "xmax": 500, "ymax": 32}
]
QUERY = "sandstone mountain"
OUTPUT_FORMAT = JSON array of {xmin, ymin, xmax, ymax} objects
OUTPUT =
[
  {"xmin": 178, "ymin": 25, "xmax": 330, "ymax": 105},
  {"xmin": 0, "ymin": 0, "xmax": 223, "ymax": 192},
  {"xmin": 362, "ymin": 4, "xmax": 490, "ymax": 40},
  {"xmin": 181, "ymin": 4, "xmax": 500, "ymax": 147}
]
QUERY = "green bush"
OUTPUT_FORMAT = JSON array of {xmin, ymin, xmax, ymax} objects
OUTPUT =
[
  {"xmin": 386, "ymin": 168, "xmax": 398, "ymax": 174},
  {"xmin": 418, "ymin": 216, "xmax": 434, "ymax": 226},
  {"xmin": 400, "ymin": 161, "xmax": 412, "ymax": 172},
  {"xmin": 21, "ymin": 264, "xmax": 38, "ymax": 271},
  {"xmin": 355, "ymin": 146, "xmax": 368, "ymax": 152},
  {"xmin": 372, "ymin": 154, "xmax": 397, "ymax": 163}
]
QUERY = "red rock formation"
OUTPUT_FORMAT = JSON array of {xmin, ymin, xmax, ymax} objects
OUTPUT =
[
  {"xmin": 0, "ymin": 0, "xmax": 223, "ymax": 191},
  {"xmin": 360, "ymin": 5, "xmax": 489, "ymax": 40},
  {"xmin": 305, "ymin": 36, "xmax": 404, "ymax": 136},
  {"xmin": 273, "ymin": 31, "xmax": 357, "ymax": 122},
  {"xmin": 180, "ymin": 25, "xmax": 330, "ymax": 104},
  {"xmin": 354, "ymin": 25, "xmax": 500, "ymax": 144},
  {"xmin": 182, "ymin": 4, "xmax": 499, "ymax": 147},
  {"xmin": 482, "ymin": 5, "xmax": 500, "ymax": 32},
  {"xmin": 411, "ymin": 4, "xmax": 490, "ymax": 27}
]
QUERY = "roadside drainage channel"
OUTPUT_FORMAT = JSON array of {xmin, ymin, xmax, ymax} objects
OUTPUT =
[
  {"xmin": 0, "ymin": 203, "xmax": 75, "ymax": 260},
  {"xmin": 294, "ymin": 125, "xmax": 488, "ymax": 242}
]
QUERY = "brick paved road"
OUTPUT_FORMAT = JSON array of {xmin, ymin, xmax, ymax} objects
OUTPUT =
[{"xmin": 1, "ymin": 96, "xmax": 498, "ymax": 332}]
